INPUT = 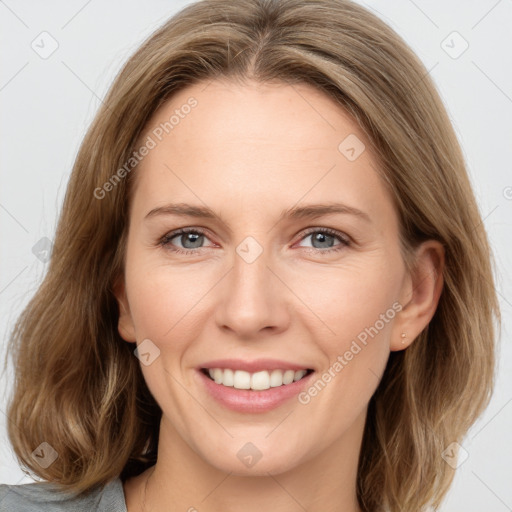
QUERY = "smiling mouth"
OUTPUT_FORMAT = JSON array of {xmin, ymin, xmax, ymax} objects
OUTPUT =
[{"xmin": 201, "ymin": 368, "xmax": 314, "ymax": 391}]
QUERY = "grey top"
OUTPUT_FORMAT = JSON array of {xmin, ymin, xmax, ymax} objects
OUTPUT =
[{"xmin": 0, "ymin": 477, "xmax": 127, "ymax": 512}]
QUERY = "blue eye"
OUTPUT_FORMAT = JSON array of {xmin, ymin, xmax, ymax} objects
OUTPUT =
[
  {"xmin": 159, "ymin": 228, "xmax": 213, "ymax": 255},
  {"xmin": 158, "ymin": 227, "xmax": 350, "ymax": 255},
  {"xmin": 298, "ymin": 228, "xmax": 350, "ymax": 252}
]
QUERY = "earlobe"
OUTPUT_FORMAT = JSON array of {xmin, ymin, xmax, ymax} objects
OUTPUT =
[
  {"xmin": 112, "ymin": 276, "xmax": 137, "ymax": 343},
  {"xmin": 391, "ymin": 240, "xmax": 445, "ymax": 351}
]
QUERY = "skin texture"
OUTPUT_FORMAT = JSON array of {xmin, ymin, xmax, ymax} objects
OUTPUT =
[{"xmin": 115, "ymin": 79, "xmax": 444, "ymax": 512}]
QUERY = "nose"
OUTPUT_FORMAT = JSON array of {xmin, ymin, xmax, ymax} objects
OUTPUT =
[{"xmin": 214, "ymin": 244, "xmax": 291, "ymax": 339}]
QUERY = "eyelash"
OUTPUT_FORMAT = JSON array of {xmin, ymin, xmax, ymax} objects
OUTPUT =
[{"xmin": 158, "ymin": 227, "xmax": 351, "ymax": 256}]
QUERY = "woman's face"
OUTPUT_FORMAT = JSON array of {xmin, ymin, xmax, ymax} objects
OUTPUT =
[{"xmin": 116, "ymin": 78, "xmax": 415, "ymax": 475}]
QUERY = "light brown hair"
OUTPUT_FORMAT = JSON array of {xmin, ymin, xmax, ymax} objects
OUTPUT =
[{"xmin": 3, "ymin": 0, "xmax": 500, "ymax": 510}]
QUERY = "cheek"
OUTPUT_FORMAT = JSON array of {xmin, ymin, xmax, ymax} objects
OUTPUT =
[
  {"xmin": 291, "ymin": 262, "xmax": 399, "ymax": 433},
  {"xmin": 287, "ymin": 256, "xmax": 401, "ymax": 342},
  {"xmin": 128, "ymin": 275, "xmax": 176, "ymax": 337},
  {"xmin": 124, "ymin": 256, "xmax": 218, "ymax": 353},
  {"xmin": 124, "ymin": 263, "xmax": 208, "ymax": 408},
  {"xmin": 283, "ymin": 257, "xmax": 402, "ymax": 407}
]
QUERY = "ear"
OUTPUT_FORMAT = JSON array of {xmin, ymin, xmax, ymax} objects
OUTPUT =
[
  {"xmin": 391, "ymin": 240, "xmax": 445, "ymax": 351},
  {"xmin": 112, "ymin": 275, "xmax": 137, "ymax": 343}
]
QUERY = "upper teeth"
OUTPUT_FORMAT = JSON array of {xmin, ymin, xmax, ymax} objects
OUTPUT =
[{"xmin": 207, "ymin": 368, "xmax": 308, "ymax": 390}]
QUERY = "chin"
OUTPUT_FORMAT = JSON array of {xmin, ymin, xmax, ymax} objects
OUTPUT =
[{"xmin": 199, "ymin": 441, "xmax": 306, "ymax": 476}]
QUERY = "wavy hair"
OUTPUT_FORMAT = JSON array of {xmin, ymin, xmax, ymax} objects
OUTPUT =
[{"xmin": 3, "ymin": 0, "xmax": 500, "ymax": 510}]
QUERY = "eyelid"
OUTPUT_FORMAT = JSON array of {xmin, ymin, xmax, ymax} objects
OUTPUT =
[
  {"xmin": 294, "ymin": 226, "xmax": 351, "ymax": 246},
  {"xmin": 159, "ymin": 225, "xmax": 352, "ymax": 257},
  {"xmin": 159, "ymin": 226, "xmax": 215, "ymax": 248}
]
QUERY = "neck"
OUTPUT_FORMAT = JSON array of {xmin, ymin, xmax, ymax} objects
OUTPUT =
[{"xmin": 130, "ymin": 410, "xmax": 365, "ymax": 512}]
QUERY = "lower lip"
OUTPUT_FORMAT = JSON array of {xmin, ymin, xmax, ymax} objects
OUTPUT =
[{"xmin": 196, "ymin": 369, "xmax": 315, "ymax": 413}]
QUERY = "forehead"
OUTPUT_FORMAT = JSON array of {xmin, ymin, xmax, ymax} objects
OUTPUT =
[{"xmin": 129, "ymin": 79, "xmax": 395, "ymax": 230}]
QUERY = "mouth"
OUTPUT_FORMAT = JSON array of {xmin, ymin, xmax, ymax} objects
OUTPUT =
[
  {"xmin": 200, "ymin": 367, "xmax": 315, "ymax": 391},
  {"xmin": 196, "ymin": 358, "xmax": 317, "ymax": 413}
]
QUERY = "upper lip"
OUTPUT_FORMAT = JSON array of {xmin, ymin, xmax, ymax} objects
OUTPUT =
[{"xmin": 199, "ymin": 358, "xmax": 314, "ymax": 373}]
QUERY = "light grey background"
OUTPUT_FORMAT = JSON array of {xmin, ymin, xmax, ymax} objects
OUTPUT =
[{"xmin": 1, "ymin": 1, "xmax": 511, "ymax": 510}]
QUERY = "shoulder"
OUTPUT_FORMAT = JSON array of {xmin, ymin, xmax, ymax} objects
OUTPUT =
[{"xmin": 0, "ymin": 477, "xmax": 127, "ymax": 512}]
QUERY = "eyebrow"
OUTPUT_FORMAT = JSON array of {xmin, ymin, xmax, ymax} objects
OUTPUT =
[{"xmin": 144, "ymin": 202, "xmax": 371, "ymax": 224}]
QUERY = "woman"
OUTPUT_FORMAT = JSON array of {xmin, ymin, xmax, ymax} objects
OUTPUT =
[{"xmin": 0, "ymin": 0, "xmax": 500, "ymax": 510}]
